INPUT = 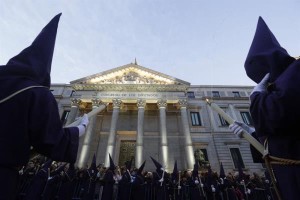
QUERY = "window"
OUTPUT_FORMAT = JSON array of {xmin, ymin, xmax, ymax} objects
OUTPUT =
[
  {"xmin": 240, "ymin": 111, "xmax": 253, "ymax": 126},
  {"xmin": 219, "ymin": 114, "xmax": 229, "ymax": 126},
  {"xmin": 212, "ymin": 91, "xmax": 220, "ymax": 98},
  {"xmin": 187, "ymin": 91, "xmax": 195, "ymax": 98},
  {"xmin": 232, "ymin": 91, "xmax": 240, "ymax": 98},
  {"xmin": 230, "ymin": 148, "xmax": 245, "ymax": 168},
  {"xmin": 190, "ymin": 112, "xmax": 202, "ymax": 126},
  {"xmin": 194, "ymin": 148, "xmax": 209, "ymax": 166},
  {"xmin": 61, "ymin": 110, "xmax": 70, "ymax": 126}
]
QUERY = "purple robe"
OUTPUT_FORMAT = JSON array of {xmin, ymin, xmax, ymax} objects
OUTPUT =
[
  {"xmin": 0, "ymin": 81, "xmax": 79, "ymax": 199},
  {"xmin": 250, "ymin": 59, "xmax": 300, "ymax": 199}
]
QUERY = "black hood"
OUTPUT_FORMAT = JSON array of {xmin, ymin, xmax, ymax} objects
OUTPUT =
[
  {"xmin": 0, "ymin": 13, "xmax": 61, "ymax": 90},
  {"xmin": 244, "ymin": 16, "xmax": 295, "ymax": 83}
]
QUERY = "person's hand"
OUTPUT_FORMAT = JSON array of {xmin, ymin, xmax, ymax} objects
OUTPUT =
[
  {"xmin": 250, "ymin": 73, "xmax": 270, "ymax": 96},
  {"xmin": 229, "ymin": 121, "xmax": 255, "ymax": 138},
  {"xmin": 77, "ymin": 114, "xmax": 89, "ymax": 137},
  {"xmin": 80, "ymin": 114, "xmax": 89, "ymax": 127}
]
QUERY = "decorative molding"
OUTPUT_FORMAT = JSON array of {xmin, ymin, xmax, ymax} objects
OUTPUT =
[
  {"xmin": 178, "ymin": 99, "xmax": 188, "ymax": 108},
  {"xmin": 137, "ymin": 99, "xmax": 146, "ymax": 108},
  {"xmin": 112, "ymin": 99, "xmax": 122, "ymax": 108},
  {"xmin": 91, "ymin": 98, "xmax": 102, "ymax": 107},
  {"xmin": 157, "ymin": 99, "xmax": 167, "ymax": 108},
  {"xmin": 72, "ymin": 84, "xmax": 188, "ymax": 92},
  {"xmin": 70, "ymin": 98, "xmax": 82, "ymax": 107}
]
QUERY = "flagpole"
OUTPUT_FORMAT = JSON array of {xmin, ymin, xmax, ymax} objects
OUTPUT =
[
  {"xmin": 66, "ymin": 103, "xmax": 108, "ymax": 127},
  {"xmin": 206, "ymin": 99, "xmax": 264, "ymax": 155}
]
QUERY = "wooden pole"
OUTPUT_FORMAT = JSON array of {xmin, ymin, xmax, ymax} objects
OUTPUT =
[
  {"xmin": 66, "ymin": 103, "xmax": 108, "ymax": 127},
  {"xmin": 206, "ymin": 99, "xmax": 264, "ymax": 155}
]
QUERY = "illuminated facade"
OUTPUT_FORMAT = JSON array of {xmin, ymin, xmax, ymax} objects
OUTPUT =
[{"xmin": 51, "ymin": 62, "xmax": 264, "ymax": 175}]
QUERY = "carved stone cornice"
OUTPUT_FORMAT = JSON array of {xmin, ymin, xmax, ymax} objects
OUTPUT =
[
  {"xmin": 72, "ymin": 84, "xmax": 188, "ymax": 92},
  {"xmin": 137, "ymin": 99, "xmax": 146, "ymax": 108},
  {"xmin": 70, "ymin": 98, "xmax": 82, "ymax": 107},
  {"xmin": 157, "ymin": 99, "xmax": 167, "ymax": 108},
  {"xmin": 112, "ymin": 99, "xmax": 122, "ymax": 108}
]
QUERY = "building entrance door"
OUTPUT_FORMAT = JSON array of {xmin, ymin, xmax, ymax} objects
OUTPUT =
[{"xmin": 118, "ymin": 140, "xmax": 136, "ymax": 167}]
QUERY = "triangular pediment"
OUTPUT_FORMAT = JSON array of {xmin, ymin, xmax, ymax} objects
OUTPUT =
[{"xmin": 70, "ymin": 63, "xmax": 190, "ymax": 86}]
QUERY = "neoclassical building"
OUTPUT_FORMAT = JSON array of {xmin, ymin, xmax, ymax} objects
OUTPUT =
[{"xmin": 51, "ymin": 62, "xmax": 264, "ymax": 175}]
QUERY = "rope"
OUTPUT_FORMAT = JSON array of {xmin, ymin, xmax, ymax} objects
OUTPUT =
[
  {"xmin": 262, "ymin": 138, "xmax": 300, "ymax": 200},
  {"xmin": 0, "ymin": 86, "xmax": 47, "ymax": 104},
  {"xmin": 263, "ymin": 138, "xmax": 300, "ymax": 166}
]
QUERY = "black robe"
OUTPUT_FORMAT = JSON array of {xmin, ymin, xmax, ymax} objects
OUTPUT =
[
  {"xmin": 250, "ymin": 60, "xmax": 300, "ymax": 200},
  {"xmin": 100, "ymin": 170, "xmax": 115, "ymax": 200},
  {"xmin": 117, "ymin": 171, "xmax": 133, "ymax": 200}
]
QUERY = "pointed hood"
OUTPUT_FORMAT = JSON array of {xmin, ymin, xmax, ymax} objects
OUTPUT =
[
  {"xmin": 0, "ymin": 13, "xmax": 61, "ymax": 90},
  {"xmin": 219, "ymin": 162, "xmax": 225, "ymax": 179},
  {"xmin": 125, "ymin": 158, "xmax": 133, "ymax": 171},
  {"xmin": 237, "ymin": 163, "xmax": 244, "ymax": 182},
  {"xmin": 171, "ymin": 160, "xmax": 179, "ymax": 182},
  {"xmin": 206, "ymin": 165, "xmax": 213, "ymax": 186},
  {"xmin": 137, "ymin": 160, "xmax": 146, "ymax": 175},
  {"xmin": 108, "ymin": 154, "xmax": 116, "ymax": 171},
  {"xmin": 89, "ymin": 154, "xmax": 97, "ymax": 172},
  {"xmin": 192, "ymin": 162, "xmax": 199, "ymax": 179},
  {"xmin": 150, "ymin": 156, "xmax": 163, "ymax": 174},
  {"xmin": 244, "ymin": 16, "xmax": 295, "ymax": 83}
]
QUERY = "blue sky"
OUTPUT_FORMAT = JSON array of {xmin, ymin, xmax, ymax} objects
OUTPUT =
[{"xmin": 1, "ymin": 0, "xmax": 299, "ymax": 86}]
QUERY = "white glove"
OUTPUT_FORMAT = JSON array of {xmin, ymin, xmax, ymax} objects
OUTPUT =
[
  {"xmin": 220, "ymin": 178, "xmax": 224, "ymax": 184},
  {"xmin": 250, "ymin": 73, "xmax": 270, "ymax": 96},
  {"xmin": 229, "ymin": 121, "xmax": 255, "ymax": 138},
  {"xmin": 77, "ymin": 114, "xmax": 89, "ymax": 137},
  {"xmin": 195, "ymin": 180, "xmax": 199, "ymax": 184},
  {"xmin": 211, "ymin": 185, "xmax": 216, "ymax": 192}
]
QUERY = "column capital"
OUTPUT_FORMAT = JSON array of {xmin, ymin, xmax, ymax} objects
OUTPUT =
[
  {"xmin": 112, "ymin": 99, "xmax": 122, "ymax": 108},
  {"xmin": 91, "ymin": 98, "xmax": 102, "ymax": 107},
  {"xmin": 137, "ymin": 99, "xmax": 146, "ymax": 108},
  {"xmin": 157, "ymin": 99, "xmax": 167, "ymax": 108},
  {"xmin": 70, "ymin": 98, "xmax": 82, "ymax": 107},
  {"xmin": 178, "ymin": 99, "xmax": 188, "ymax": 108}
]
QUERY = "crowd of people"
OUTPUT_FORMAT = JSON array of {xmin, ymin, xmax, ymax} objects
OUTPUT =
[{"xmin": 15, "ymin": 155, "xmax": 277, "ymax": 200}]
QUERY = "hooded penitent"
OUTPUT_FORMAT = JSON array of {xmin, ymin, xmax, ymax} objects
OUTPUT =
[
  {"xmin": 171, "ymin": 160, "xmax": 178, "ymax": 182},
  {"xmin": 219, "ymin": 162, "xmax": 226, "ymax": 179},
  {"xmin": 244, "ymin": 16, "xmax": 295, "ymax": 83},
  {"xmin": 0, "ymin": 13, "xmax": 61, "ymax": 103},
  {"xmin": 108, "ymin": 154, "xmax": 116, "ymax": 171},
  {"xmin": 88, "ymin": 154, "xmax": 97, "ymax": 173},
  {"xmin": 150, "ymin": 156, "xmax": 163, "ymax": 175},
  {"xmin": 125, "ymin": 158, "xmax": 133, "ymax": 171},
  {"xmin": 137, "ymin": 160, "xmax": 146, "ymax": 175},
  {"xmin": 192, "ymin": 162, "xmax": 199, "ymax": 180}
]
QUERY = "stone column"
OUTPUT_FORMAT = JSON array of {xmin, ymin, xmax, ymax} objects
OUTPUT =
[
  {"xmin": 65, "ymin": 98, "xmax": 81, "ymax": 126},
  {"xmin": 135, "ymin": 99, "xmax": 146, "ymax": 168},
  {"xmin": 77, "ymin": 98, "xmax": 102, "ymax": 168},
  {"xmin": 104, "ymin": 99, "xmax": 122, "ymax": 167},
  {"xmin": 157, "ymin": 99, "xmax": 168, "ymax": 167},
  {"xmin": 178, "ymin": 99, "xmax": 195, "ymax": 169}
]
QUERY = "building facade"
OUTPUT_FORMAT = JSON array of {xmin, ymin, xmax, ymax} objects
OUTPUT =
[{"xmin": 51, "ymin": 62, "xmax": 264, "ymax": 176}]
